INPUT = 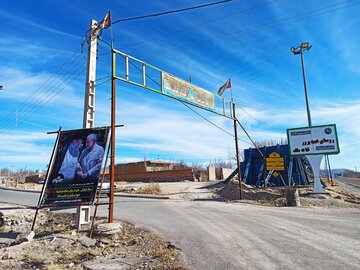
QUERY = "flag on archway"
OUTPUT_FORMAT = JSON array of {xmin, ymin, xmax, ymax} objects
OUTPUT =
[{"xmin": 217, "ymin": 79, "xmax": 231, "ymax": 96}]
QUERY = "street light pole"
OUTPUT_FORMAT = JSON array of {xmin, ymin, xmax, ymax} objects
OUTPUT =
[
  {"xmin": 300, "ymin": 50, "xmax": 312, "ymax": 127},
  {"xmin": 291, "ymin": 43, "xmax": 326, "ymax": 193},
  {"xmin": 291, "ymin": 42, "xmax": 312, "ymax": 127}
]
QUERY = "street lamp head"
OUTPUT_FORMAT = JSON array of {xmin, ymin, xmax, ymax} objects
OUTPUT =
[
  {"xmin": 300, "ymin": 42, "xmax": 312, "ymax": 51},
  {"xmin": 300, "ymin": 42, "xmax": 309, "ymax": 49},
  {"xmin": 291, "ymin": 42, "xmax": 312, "ymax": 55},
  {"xmin": 290, "ymin": 47, "xmax": 301, "ymax": 55}
]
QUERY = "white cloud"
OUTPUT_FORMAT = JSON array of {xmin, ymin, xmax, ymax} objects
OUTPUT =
[{"xmin": 0, "ymin": 10, "xmax": 80, "ymax": 40}]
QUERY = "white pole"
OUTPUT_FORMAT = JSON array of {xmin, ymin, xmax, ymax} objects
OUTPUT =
[
  {"xmin": 78, "ymin": 19, "xmax": 98, "ymax": 229},
  {"xmin": 83, "ymin": 19, "xmax": 98, "ymax": 129}
]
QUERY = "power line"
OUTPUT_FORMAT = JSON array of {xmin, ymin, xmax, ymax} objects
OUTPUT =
[
  {"xmin": 236, "ymin": 104, "xmax": 282, "ymax": 131},
  {"xmin": 0, "ymin": 30, "xmax": 108, "ymax": 134},
  {"xmin": 96, "ymin": 78, "xmax": 111, "ymax": 86},
  {"xmin": 125, "ymin": 56, "xmax": 251, "ymax": 145},
  {"xmin": 112, "ymin": 0, "xmax": 232, "ymax": 24},
  {"xmin": 119, "ymin": 0, "xmax": 277, "ymax": 51},
  {"xmin": 0, "ymin": 52, "xmax": 85, "ymax": 129},
  {"xmin": 138, "ymin": 0, "xmax": 359, "ymax": 58},
  {"xmin": 0, "ymin": 42, "xmax": 90, "ymax": 134},
  {"xmin": 0, "ymin": 63, "xmax": 85, "ymax": 137}
]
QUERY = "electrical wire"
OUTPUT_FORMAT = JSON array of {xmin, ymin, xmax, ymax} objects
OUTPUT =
[
  {"xmin": 0, "ymin": 30, "xmax": 110, "ymax": 134},
  {"xmin": 112, "ymin": 0, "xmax": 232, "ymax": 24},
  {"xmin": 125, "ymin": 56, "xmax": 252, "ymax": 145},
  {"xmin": 138, "ymin": 0, "xmax": 359, "ymax": 58},
  {"xmin": 119, "ymin": 0, "xmax": 278, "ymax": 50},
  {"xmin": 0, "ymin": 53, "xmax": 85, "ymax": 129},
  {"xmin": 96, "ymin": 78, "xmax": 112, "ymax": 86},
  {"xmin": 0, "ymin": 62, "xmax": 85, "ymax": 137},
  {"xmin": 236, "ymin": 104, "xmax": 282, "ymax": 131}
]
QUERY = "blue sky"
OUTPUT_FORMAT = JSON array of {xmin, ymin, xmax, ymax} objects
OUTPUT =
[{"xmin": 1, "ymin": 0, "xmax": 360, "ymax": 171}]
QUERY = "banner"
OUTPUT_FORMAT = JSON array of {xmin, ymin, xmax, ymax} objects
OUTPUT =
[
  {"xmin": 287, "ymin": 124, "xmax": 340, "ymax": 156},
  {"xmin": 162, "ymin": 72, "xmax": 215, "ymax": 110},
  {"xmin": 41, "ymin": 127, "xmax": 110, "ymax": 207}
]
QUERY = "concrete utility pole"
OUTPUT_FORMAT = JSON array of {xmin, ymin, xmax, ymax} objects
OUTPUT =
[
  {"xmin": 77, "ymin": 19, "xmax": 98, "ymax": 229},
  {"xmin": 83, "ymin": 20, "xmax": 98, "ymax": 129}
]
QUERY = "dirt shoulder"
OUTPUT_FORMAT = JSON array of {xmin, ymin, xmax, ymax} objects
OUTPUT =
[
  {"xmin": 119, "ymin": 180, "xmax": 360, "ymax": 208},
  {"xmin": 0, "ymin": 203, "xmax": 186, "ymax": 270},
  {"xmin": 211, "ymin": 179, "xmax": 360, "ymax": 208}
]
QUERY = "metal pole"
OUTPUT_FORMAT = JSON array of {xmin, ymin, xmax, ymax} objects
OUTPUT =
[
  {"xmin": 109, "ymin": 49, "xmax": 116, "ymax": 223},
  {"xmin": 89, "ymin": 144, "xmax": 111, "ymax": 237},
  {"xmin": 31, "ymin": 127, "xmax": 62, "ymax": 231},
  {"xmin": 300, "ymin": 51, "xmax": 312, "ymax": 127},
  {"xmin": 235, "ymin": 118, "xmax": 265, "ymax": 158},
  {"xmin": 232, "ymin": 103, "xmax": 243, "ymax": 200},
  {"xmin": 326, "ymin": 155, "xmax": 334, "ymax": 186}
]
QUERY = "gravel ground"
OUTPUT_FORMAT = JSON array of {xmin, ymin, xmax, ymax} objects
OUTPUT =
[{"xmin": 0, "ymin": 203, "xmax": 186, "ymax": 270}]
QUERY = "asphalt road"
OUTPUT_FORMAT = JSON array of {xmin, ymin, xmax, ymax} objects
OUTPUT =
[
  {"xmin": 336, "ymin": 177, "xmax": 360, "ymax": 188},
  {"xmin": 335, "ymin": 177, "xmax": 360, "ymax": 196},
  {"xmin": 0, "ymin": 188, "xmax": 359, "ymax": 270}
]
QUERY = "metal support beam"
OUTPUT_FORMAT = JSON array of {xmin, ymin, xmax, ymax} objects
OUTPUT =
[
  {"xmin": 232, "ymin": 103, "xmax": 243, "ymax": 200},
  {"xmin": 109, "ymin": 49, "xmax": 116, "ymax": 223}
]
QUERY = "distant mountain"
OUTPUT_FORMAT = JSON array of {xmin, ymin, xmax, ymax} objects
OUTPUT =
[{"xmin": 320, "ymin": 168, "xmax": 347, "ymax": 175}]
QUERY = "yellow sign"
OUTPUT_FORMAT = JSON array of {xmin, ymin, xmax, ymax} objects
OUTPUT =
[
  {"xmin": 269, "ymin": 152, "xmax": 280, "ymax": 158},
  {"xmin": 273, "ymin": 171, "xmax": 279, "ymax": 177},
  {"xmin": 266, "ymin": 152, "xmax": 285, "ymax": 171}
]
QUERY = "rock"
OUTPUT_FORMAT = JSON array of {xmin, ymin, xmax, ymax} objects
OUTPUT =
[
  {"xmin": 94, "ymin": 223, "xmax": 122, "ymax": 236},
  {"xmin": 285, "ymin": 187, "xmax": 301, "ymax": 206},
  {"xmin": 165, "ymin": 242, "xmax": 176, "ymax": 249},
  {"xmin": 69, "ymin": 262, "xmax": 75, "ymax": 268},
  {"xmin": 26, "ymin": 231, "xmax": 35, "ymax": 242},
  {"xmin": 78, "ymin": 236, "xmax": 97, "ymax": 247},
  {"xmin": 83, "ymin": 261, "xmax": 129, "ymax": 270},
  {"xmin": 50, "ymin": 236, "xmax": 57, "ymax": 243},
  {"xmin": 100, "ymin": 238, "xmax": 111, "ymax": 245},
  {"xmin": 1, "ymin": 253, "xmax": 12, "ymax": 260},
  {"xmin": 70, "ymin": 230, "xmax": 77, "ymax": 236}
]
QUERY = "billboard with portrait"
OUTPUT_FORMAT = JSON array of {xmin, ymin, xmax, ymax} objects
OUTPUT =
[{"xmin": 41, "ymin": 127, "xmax": 110, "ymax": 207}]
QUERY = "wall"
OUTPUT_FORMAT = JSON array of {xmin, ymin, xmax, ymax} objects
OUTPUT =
[
  {"xmin": 114, "ymin": 162, "xmax": 147, "ymax": 173},
  {"xmin": 208, "ymin": 166, "xmax": 216, "ymax": 181},
  {"xmin": 221, "ymin": 168, "xmax": 234, "ymax": 180},
  {"xmin": 113, "ymin": 169, "xmax": 194, "ymax": 183}
]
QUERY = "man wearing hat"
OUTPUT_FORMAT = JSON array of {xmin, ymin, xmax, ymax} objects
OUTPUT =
[{"xmin": 57, "ymin": 134, "xmax": 83, "ymax": 181}]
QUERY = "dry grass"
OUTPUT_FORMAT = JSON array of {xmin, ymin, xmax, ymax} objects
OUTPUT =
[
  {"xmin": 321, "ymin": 177, "xmax": 337, "ymax": 187},
  {"xmin": 138, "ymin": 183, "xmax": 161, "ymax": 195}
]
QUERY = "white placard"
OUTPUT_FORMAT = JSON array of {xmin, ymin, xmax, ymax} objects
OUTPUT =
[{"xmin": 287, "ymin": 124, "xmax": 340, "ymax": 156}]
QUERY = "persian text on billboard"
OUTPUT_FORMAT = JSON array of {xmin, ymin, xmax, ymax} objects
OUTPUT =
[
  {"xmin": 162, "ymin": 72, "xmax": 215, "ymax": 110},
  {"xmin": 41, "ymin": 127, "xmax": 110, "ymax": 207},
  {"xmin": 286, "ymin": 124, "xmax": 339, "ymax": 156}
]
